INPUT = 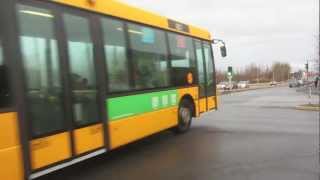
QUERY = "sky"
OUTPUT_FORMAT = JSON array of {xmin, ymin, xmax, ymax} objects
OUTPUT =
[{"xmin": 120, "ymin": 0, "xmax": 319, "ymax": 71}]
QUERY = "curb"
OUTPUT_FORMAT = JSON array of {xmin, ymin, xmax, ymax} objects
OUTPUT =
[
  {"xmin": 219, "ymin": 86, "xmax": 276, "ymax": 95},
  {"xmin": 295, "ymin": 105, "xmax": 320, "ymax": 111}
]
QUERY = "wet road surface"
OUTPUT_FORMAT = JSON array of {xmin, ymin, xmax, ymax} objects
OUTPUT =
[{"xmin": 40, "ymin": 86, "xmax": 319, "ymax": 180}]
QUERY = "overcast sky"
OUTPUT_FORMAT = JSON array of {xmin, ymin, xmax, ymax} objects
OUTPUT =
[{"xmin": 121, "ymin": 0, "xmax": 319, "ymax": 71}]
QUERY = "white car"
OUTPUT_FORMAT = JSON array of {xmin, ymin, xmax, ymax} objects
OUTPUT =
[
  {"xmin": 217, "ymin": 82, "xmax": 228, "ymax": 89},
  {"xmin": 270, "ymin": 81, "xmax": 278, "ymax": 86},
  {"xmin": 237, "ymin": 81, "xmax": 249, "ymax": 89}
]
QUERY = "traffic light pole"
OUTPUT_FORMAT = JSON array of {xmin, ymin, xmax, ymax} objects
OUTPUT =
[
  {"xmin": 306, "ymin": 61, "xmax": 309, "ymax": 80},
  {"xmin": 227, "ymin": 66, "xmax": 233, "ymax": 90}
]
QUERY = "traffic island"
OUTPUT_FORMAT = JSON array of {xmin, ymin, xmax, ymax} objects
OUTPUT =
[{"xmin": 295, "ymin": 104, "xmax": 320, "ymax": 111}]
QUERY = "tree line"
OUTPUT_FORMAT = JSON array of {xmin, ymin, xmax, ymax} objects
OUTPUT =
[{"xmin": 216, "ymin": 62, "xmax": 292, "ymax": 83}]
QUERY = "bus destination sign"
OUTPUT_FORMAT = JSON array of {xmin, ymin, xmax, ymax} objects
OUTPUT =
[{"xmin": 168, "ymin": 19, "xmax": 190, "ymax": 33}]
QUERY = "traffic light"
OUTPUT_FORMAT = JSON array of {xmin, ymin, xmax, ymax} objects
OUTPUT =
[
  {"xmin": 228, "ymin": 66, "xmax": 233, "ymax": 74},
  {"xmin": 305, "ymin": 63, "xmax": 309, "ymax": 71}
]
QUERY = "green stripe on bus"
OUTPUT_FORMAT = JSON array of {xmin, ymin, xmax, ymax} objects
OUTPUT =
[{"xmin": 107, "ymin": 90, "xmax": 178, "ymax": 121}]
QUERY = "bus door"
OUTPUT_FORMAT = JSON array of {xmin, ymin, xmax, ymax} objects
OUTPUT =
[
  {"xmin": 17, "ymin": 2, "xmax": 73, "ymax": 170},
  {"xmin": 195, "ymin": 40, "xmax": 208, "ymax": 112},
  {"xmin": 62, "ymin": 10, "xmax": 106, "ymax": 156},
  {"xmin": 203, "ymin": 42, "xmax": 216, "ymax": 110},
  {"xmin": 195, "ymin": 41, "xmax": 216, "ymax": 112},
  {"xmin": 16, "ymin": 2, "xmax": 106, "ymax": 171}
]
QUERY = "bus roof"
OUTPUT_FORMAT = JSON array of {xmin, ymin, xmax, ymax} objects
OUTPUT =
[{"xmin": 55, "ymin": 0, "xmax": 212, "ymax": 40}]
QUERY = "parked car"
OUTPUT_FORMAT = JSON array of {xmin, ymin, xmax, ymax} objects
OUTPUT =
[
  {"xmin": 288, "ymin": 79, "xmax": 303, "ymax": 88},
  {"xmin": 217, "ymin": 82, "xmax": 228, "ymax": 89},
  {"xmin": 232, "ymin": 81, "xmax": 238, "ymax": 89},
  {"xmin": 288, "ymin": 79, "xmax": 297, "ymax": 88},
  {"xmin": 270, "ymin": 81, "xmax": 278, "ymax": 86},
  {"xmin": 224, "ymin": 81, "xmax": 238, "ymax": 90},
  {"xmin": 237, "ymin": 81, "xmax": 250, "ymax": 88},
  {"xmin": 224, "ymin": 83, "xmax": 233, "ymax": 90},
  {"xmin": 297, "ymin": 79, "xmax": 304, "ymax": 87}
]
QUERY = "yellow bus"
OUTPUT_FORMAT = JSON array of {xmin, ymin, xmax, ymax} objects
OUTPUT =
[{"xmin": 0, "ymin": 0, "xmax": 226, "ymax": 179}]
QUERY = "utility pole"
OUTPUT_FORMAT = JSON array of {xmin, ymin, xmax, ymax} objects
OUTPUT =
[
  {"xmin": 305, "ymin": 61, "xmax": 309, "ymax": 80},
  {"xmin": 257, "ymin": 67, "xmax": 260, "ymax": 84},
  {"xmin": 272, "ymin": 72, "xmax": 275, "ymax": 82}
]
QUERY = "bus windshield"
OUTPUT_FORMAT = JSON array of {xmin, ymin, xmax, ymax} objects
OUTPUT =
[{"xmin": 0, "ymin": 35, "xmax": 11, "ymax": 109}]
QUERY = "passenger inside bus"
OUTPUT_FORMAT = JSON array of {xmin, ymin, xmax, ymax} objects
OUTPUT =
[
  {"xmin": 0, "ymin": 65, "xmax": 10, "ymax": 108},
  {"xmin": 0, "ymin": 39, "xmax": 11, "ymax": 108}
]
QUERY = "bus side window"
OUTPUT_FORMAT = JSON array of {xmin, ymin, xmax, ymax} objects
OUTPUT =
[
  {"xmin": 0, "ymin": 38, "xmax": 11, "ymax": 109},
  {"xmin": 128, "ymin": 23, "xmax": 170, "ymax": 90},
  {"xmin": 203, "ymin": 42, "xmax": 215, "ymax": 96},
  {"xmin": 168, "ymin": 33, "xmax": 197, "ymax": 86},
  {"xmin": 101, "ymin": 18, "xmax": 131, "ymax": 92}
]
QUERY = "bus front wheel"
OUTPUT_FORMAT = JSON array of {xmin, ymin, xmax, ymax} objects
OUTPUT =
[{"xmin": 173, "ymin": 99, "xmax": 193, "ymax": 133}]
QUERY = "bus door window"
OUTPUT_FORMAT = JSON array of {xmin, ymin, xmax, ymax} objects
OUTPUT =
[
  {"xmin": 195, "ymin": 40, "xmax": 206, "ymax": 98},
  {"xmin": 203, "ymin": 42, "xmax": 215, "ymax": 96},
  {"xmin": 63, "ymin": 14, "xmax": 99, "ymax": 127},
  {"xmin": 17, "ymin": 4, "xmax": 65, "ymax": 136}
]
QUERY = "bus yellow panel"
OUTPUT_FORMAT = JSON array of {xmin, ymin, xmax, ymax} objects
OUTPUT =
[
  {"xmin": 0, "ymin": 112, "xmax": 23, "ymax": 180},
  {"xmin": 0, "ymin": 113, "xmax": 20, "ymax": 149},
  {"xmin": 199, "ymin": 98, "xmax": 207, "ymax": 113},
  {"xmin": 207, "ymin": 96, "xmax": 217, "ymax": 110},
  {"xmin": 0, "ymin": 146, "xmax": 23, "ymax": 180},
  {"xmin": 177, "ymin": 87, "xmax": 199, "ymax": 115},
  {"xmin": 30, "ymin": 132, "xmax": 71, "ymax": 170},
  {"xmin": 109, "ymin": 107, "xmax": 178, "ymax": 149},
  {"xmin": 194, "ymin": 99, "xmax": 200, "ymax": 117},
  {"xmin": 74, "ymin": 124, "xmax": 104, "ymax": 155},
  {"xmin": 177, "ymin": 87, "xmax": 198, "ymax": 101},
  {"xmin": 54, "ymin": 0, "xmax": 211, "ymax": 40}
]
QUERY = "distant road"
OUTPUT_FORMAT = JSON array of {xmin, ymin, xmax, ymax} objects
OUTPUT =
[
  {"xmin": 39, "ymin": 86, "xmax": 319, "ymax": 180},
  {"xmin": 218, "ymin": 82, "xmax": 286, "ymax": 95}
]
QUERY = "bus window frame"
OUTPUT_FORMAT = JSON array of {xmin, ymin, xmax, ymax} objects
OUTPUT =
[
  {"xmin": 14, "ymin": 0, "xmax": 217, "ymax": 117},
  {"xmin": 0, "ymin": 0, "xmax": 34, "ymax": 178},
  {"xmin": 209, "ymin": 43, "xmax": 217, "ymax": 98},
  {"xmin": 0, "ymin": 2, "xmax": 14, "ymax": 113}
]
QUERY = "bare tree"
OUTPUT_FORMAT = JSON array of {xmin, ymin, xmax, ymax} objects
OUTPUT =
[{"xmin": 216, "ymin": 62, "xmax": 291, "ymax": 83}]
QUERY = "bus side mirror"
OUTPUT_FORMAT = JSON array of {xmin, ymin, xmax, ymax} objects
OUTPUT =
[
  {"xmin": 220, "ymin": 45, "xmax": 227, "ymax": 57},
  {"xmin": 212, "ymin": 39, "xmax": 227, "ymax": 58}
]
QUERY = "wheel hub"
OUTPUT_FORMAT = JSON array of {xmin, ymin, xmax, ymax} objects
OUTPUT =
[{"xmin": 180, "ymin": 107, "xmax": 191, "ymax": 125}]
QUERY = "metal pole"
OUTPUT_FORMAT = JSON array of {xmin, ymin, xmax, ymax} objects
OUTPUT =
[
  {"xmin": 257, "ymin": 67, "xmax": 260, "ymax": 84},
  {"xmin": 308, "ymin": 85, "xmax": 312, "ymax": 104},
  {"xmin": 306, "ymin": 60, "xmax": 309, "ymax": 81},
  {"xmin": 273, "ymin": 72, "xmax": 275, "ymax": 82},
  {"xmin": 228, "ymin": 75, "xmax": 232, "ymax": 91}
]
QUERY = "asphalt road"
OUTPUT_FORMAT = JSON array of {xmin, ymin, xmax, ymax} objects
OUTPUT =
[{"xmin": 40, "ymin": 86, "xmax": 319, "ymax": 180}]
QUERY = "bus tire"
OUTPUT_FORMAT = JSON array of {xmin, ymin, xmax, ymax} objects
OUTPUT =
[{"xmin": 173, "ymin": 99, "xmax": 193, "ymax": 134}]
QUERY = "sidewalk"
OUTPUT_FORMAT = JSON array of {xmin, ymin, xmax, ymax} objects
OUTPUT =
[
  {"xmin": 295, "ymin": 85, "xmax": 319, "ymax": 111},
  {"xmin": 296, "ymin": 85, "xmax": 320, "ymax": 95}
]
